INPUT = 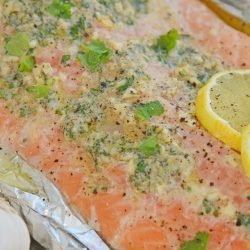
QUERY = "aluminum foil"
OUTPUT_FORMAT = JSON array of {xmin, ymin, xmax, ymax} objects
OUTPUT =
[
  {"xmin": 0, "ymin": 149, "xmax": 110, "ymax": 250},
  {"xmin": 215, "ymin": 0, "xmax": 250, "ymax": 22}
]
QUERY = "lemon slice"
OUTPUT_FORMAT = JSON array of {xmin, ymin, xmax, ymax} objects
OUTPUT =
[
  {"xmin": 195, "ymin": 70, "xmax": 250, "ymax": 151},
  {"xmin": 241, "ymin": 124, "xmax": 250, "ymax": 177}
]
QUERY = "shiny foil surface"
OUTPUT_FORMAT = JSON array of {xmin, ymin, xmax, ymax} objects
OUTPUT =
[
  {"xmin": 0, "ymin": 149, "xmax": 109, "ymax": 250},
  {"xmin": 217, "ymin": 0, "xmax": 250, "ymax": 22}
]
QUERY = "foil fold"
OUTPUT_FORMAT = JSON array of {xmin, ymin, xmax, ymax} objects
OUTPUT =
[{"xmin": 0, "ymin": 149, "xmax": 109, "ymax": 250}]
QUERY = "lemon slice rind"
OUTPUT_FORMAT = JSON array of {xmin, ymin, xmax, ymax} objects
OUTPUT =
[
  {"xmin": 241, "ymin": 124, "xmax": 250, "ymax": 177},
  {"xmin": 196, "ymin": 70, "xmax": 250, "ymax": 151}
]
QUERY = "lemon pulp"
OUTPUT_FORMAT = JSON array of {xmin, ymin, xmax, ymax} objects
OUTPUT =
[{"xmin": 210, "ymin": 72, "xmax": 250, "ymax": 132}]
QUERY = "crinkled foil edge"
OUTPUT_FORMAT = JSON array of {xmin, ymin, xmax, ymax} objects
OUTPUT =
[{"xmin": 0, "ymin": 150, "xmax": 109, "ymax": 250}]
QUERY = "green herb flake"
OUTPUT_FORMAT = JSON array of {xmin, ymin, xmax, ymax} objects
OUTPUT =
[
  {"xmin": 18, "ymin": 56, "xmax": 35, "ymax": 72},
  {"xmin": 130, "ymin": 0, "xmax": 148, "ymax": 13},
  {"xmin": 78, "ymin": 40, "xmax": 112, "ymax": 71},
  {"xmin": 126, "ymin": 17, "xmax": 134, "ymax": 25},
  {"xmin": 119, "ymin": 77, "xmax": 134, "ymax": 92},
  {"xmin": 0, "ymin": 88, "xmax": 14, "ymax": 100},
  {"xmin": 154, "ymin": 29, "xmax": 180, "ymax": 54},
  {"xmin": 70, "ymin": 26, "xmax": 79, "ymax": 39},
  {"xmin": 202, "ymin": 199, "xmax": 213, "ymax": 214},
  {"xmin": 0, "ymin": 89, "xmax": 5, "ymax": 99},
  {"xmin": 26, "ymin": 84, "xmax": 51, "ymax": 98},
  {"xmin": 82, "ymin": 1, "xmax": 89, "ymax": 8},
  {"xmin": 20, "ymin": 106, "xmax": 32, "ymax": 117},
  {"xmin": 70, "ymin": 17, "xmax": 86, "ymax": 39},
  {"xmin": 37, "ymin": 23, "xmax": 57, "ymax": 41},
  {"xmin": 47, "ymin": 0, "xmax": 72, "ymax": 19},
  {"xmin": 136, "ymin": 160, "xmax": 147, "ymax": 172},
  {"xmin": 90, "ymin": 88, "xmax": 101, "ymax": 95},
  {"xmin": 61, "ymin": 54, "xmax": 71, "ymax": 65},
  {"xmin": 5, "ymin": 33, "xmax": 30, "ymax": 56},
  {"xmin": 181, "ymin": 232, "xmax": 209, "ymax": 250},
  {"xmin": 236, "ymin": 213, "xmax": 250, "ymax": 228},
  {"xmin": 138, "ymin": 136, "xmax": 160, "ymax": 156},
  {"xmin": 135, "ymin": 101, "xmax": 164, "ymax": 121}
]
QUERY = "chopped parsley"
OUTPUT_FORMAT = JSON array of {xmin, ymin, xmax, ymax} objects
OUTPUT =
[
  {"xmin": 135, "ymin": 101, "xmax": 164, "ymax": 121},
  {"xmin": 5, "ymin": 33, "xmax": 30, "ymax": 56},
  {"xmin": 61, "ymin": 54, "xmax": 71, "ymax": 65},
  {"xmin": 138, "ymin": 136, "xmax": 160, "ymax": 156},
  {"xmin": 181, "ymin": 232, "xmax": 209, "ymax": 250},
  {"xmin": 26, "ymin": 84, "xmax": 51, "ymax": 98},
  {"xmin": 118, "ymin": 77, "xmax": 134, "ymax": 92},
  {"xmin": 47, "ymin": 0, "xmax": 72, "ymax": 19},
  {"xmin": 78, "ymin": 39, "xmax": 112, "ymax": 71},
  {"xmin": 136, "ymin": 159, "xmax": 147, "ymax": 172},
  {"xmin": 153, "ymin": 29, "xmax": 180, "ymax": 59},
  {"xmin": 18, "ymin": 56, "xmax": 35, "ymax": 72}
]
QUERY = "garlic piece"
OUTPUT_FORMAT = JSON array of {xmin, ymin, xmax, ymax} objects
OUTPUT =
[{"xmin": 0, "ymin": 198, "xmax": 30, "ymax": 250}]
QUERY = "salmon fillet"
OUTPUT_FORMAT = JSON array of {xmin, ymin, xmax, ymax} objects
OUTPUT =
[{"xmin": 0, "ymin": 0, "xmax": 250, "ymax": 249}]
